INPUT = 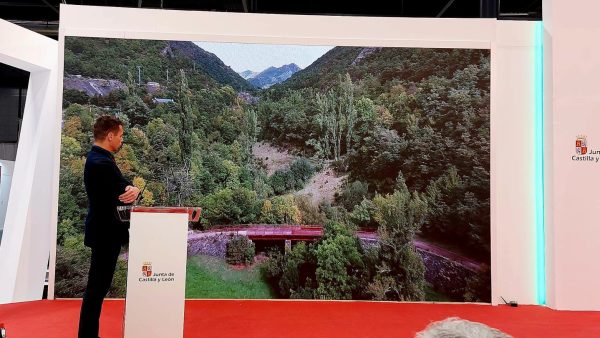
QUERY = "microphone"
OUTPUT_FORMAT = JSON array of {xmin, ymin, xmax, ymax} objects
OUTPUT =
[
  {"xmin": 500, "ymin": 296, "xmax": 518, "ymax": 307},
  {"xmin": 116, "ymin": 180, "xmax": 147, "ymax": 222}
]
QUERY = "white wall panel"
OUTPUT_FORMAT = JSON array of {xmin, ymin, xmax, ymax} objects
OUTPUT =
[{"xmin": 0, "ymin": 20, "xmax": 58, "ymax": 304}]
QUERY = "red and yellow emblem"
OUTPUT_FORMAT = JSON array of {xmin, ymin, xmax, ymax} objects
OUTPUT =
[
  {"xmin": 576, "ymin": 135, "xmax": 587, "ymax": 155},
  {"xmin": 142, "ymin": 262, "xmax": 152, "ymax": 277}
]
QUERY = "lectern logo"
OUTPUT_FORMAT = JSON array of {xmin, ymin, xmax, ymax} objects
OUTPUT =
[
  {"xmin": 139, "ymin": 263, "xmax": 175, "ymax": 283},
  {"xmin": 576, "ymin": 135, "xmax": 588, "ymax": 155},
  {"xmin": 142, "ymin": 262, "xmax": 152, "ymax": 277},
  {"xmin": 572, "ymin": 135, "xmax": 600, "ymax": 163}
]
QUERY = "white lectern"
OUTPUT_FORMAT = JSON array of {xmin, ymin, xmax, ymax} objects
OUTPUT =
[{"xmin": 118, "ymin": 206, "xmax": 201, "ymax": 338}]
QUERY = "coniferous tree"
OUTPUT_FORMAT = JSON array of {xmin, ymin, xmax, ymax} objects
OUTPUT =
[{"xmin": 368, "ymin": 174, "xmax": 428, "ymax": 301}]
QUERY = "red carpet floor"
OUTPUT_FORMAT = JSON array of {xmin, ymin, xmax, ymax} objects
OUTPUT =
[{"xmin": 1, "ymin": 300, "xmax": 600, "ymax": 337}]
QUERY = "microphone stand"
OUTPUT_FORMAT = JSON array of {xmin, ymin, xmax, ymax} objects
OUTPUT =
[{"xmin": 116, "ymin": 181, "xmax": 147, "ymax": 222}]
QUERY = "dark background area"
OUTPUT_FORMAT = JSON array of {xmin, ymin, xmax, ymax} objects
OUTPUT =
[{"xmin": 0, "ymin": 63, "xmax": 27, "ymax": 152}]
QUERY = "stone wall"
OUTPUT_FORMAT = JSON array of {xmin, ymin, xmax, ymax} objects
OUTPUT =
[
  {"xmin": 359, "ymin": 238, "xmax": 480, "ymax": 301},
  {"xmin": 419, "ymin": 250, "xmax": 480, "ymax": 301},
  {"xmin": 187, "ymin": 233, "xmax": 231, "ymax": 258}
]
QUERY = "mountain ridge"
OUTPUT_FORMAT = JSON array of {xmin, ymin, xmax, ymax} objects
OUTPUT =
[{"xmin": 249, "ymin": 63, "xmax": 301, "ymax": 89}]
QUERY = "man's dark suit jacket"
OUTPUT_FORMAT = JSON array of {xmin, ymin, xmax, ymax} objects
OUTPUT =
[{"xmin": 83, "ymin": 145, "xmax": 132, "ymax": 248}]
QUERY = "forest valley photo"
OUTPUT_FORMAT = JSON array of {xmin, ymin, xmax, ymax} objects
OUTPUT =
[{"xmin": 56, "ymin": 37, "xmax": 491, "ymax": 303}]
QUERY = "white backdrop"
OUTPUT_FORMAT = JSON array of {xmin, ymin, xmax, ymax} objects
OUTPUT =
[
  {"xmin": 544, "ymin": 0, "xmax": 600, "ymax": 311},
  {"xmin": 48, "ymin": 5, "xmax": 540, "ymax": 305},
  {"xmin": 0, "ymin": 19, "xmax": 58, "ymax": 304}
]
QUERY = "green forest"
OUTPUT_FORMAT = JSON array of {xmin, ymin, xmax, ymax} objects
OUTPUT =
[{"xmin": 56, "ymin": 37, "xmax": 490, "ymax": 303}]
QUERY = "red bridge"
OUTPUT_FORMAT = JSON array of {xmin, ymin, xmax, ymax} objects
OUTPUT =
[
  {"xmin": 201, "ymin": 224, "xmax": 380, "ymax": 241},
  {"xmin": 189, "ymin": 225, "xmax": 483, "ymax": 272}
]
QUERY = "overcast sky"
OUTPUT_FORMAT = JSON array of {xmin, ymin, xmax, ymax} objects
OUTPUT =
[{"xmin": 194, "ymin": 41, "xmax": 334, "ymax": 73}]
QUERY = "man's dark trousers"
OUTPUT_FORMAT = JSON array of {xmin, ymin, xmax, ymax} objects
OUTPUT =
[{"xmin": 77, "ymin": 242, "xmax": 122, "ymax": 338}]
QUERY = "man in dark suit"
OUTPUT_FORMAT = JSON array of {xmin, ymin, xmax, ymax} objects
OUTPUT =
[{"xmin": 78, "ymin": 115, "xmax": 140, "ymax": 338}]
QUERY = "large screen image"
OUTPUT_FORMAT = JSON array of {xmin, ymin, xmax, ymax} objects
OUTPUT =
[{"xmin": 56, "ymin": 36, "xmax": 491, "ymax": 303}]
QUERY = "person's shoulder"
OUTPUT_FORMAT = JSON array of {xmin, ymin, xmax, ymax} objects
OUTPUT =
[{"xmin": 86, "ymin": 149, "xmax": 114, "ymax": 167}]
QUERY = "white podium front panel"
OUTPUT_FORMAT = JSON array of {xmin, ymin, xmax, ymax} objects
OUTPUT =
[{"xmin": 124, "ymin": 210, "xmax": 188, "ymax": 338}]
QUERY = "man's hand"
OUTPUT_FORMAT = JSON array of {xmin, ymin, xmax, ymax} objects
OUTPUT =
[{"xmin": 119, "ymin": 185, "xmax": 140, "ymax": 204}]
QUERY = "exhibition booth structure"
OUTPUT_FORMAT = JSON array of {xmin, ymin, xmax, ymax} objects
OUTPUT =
[
  {"xmin": 0, "ymin": 18, "xmax": 58, "ymax": 305},
  {"xmin": 1, "ymin": 1, "xmax": 600, "ymax": 336}
]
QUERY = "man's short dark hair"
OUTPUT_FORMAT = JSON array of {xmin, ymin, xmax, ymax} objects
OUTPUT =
[{"xmin": 93, "ymin": 115, "xmax": 123, "ymax": 140}]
